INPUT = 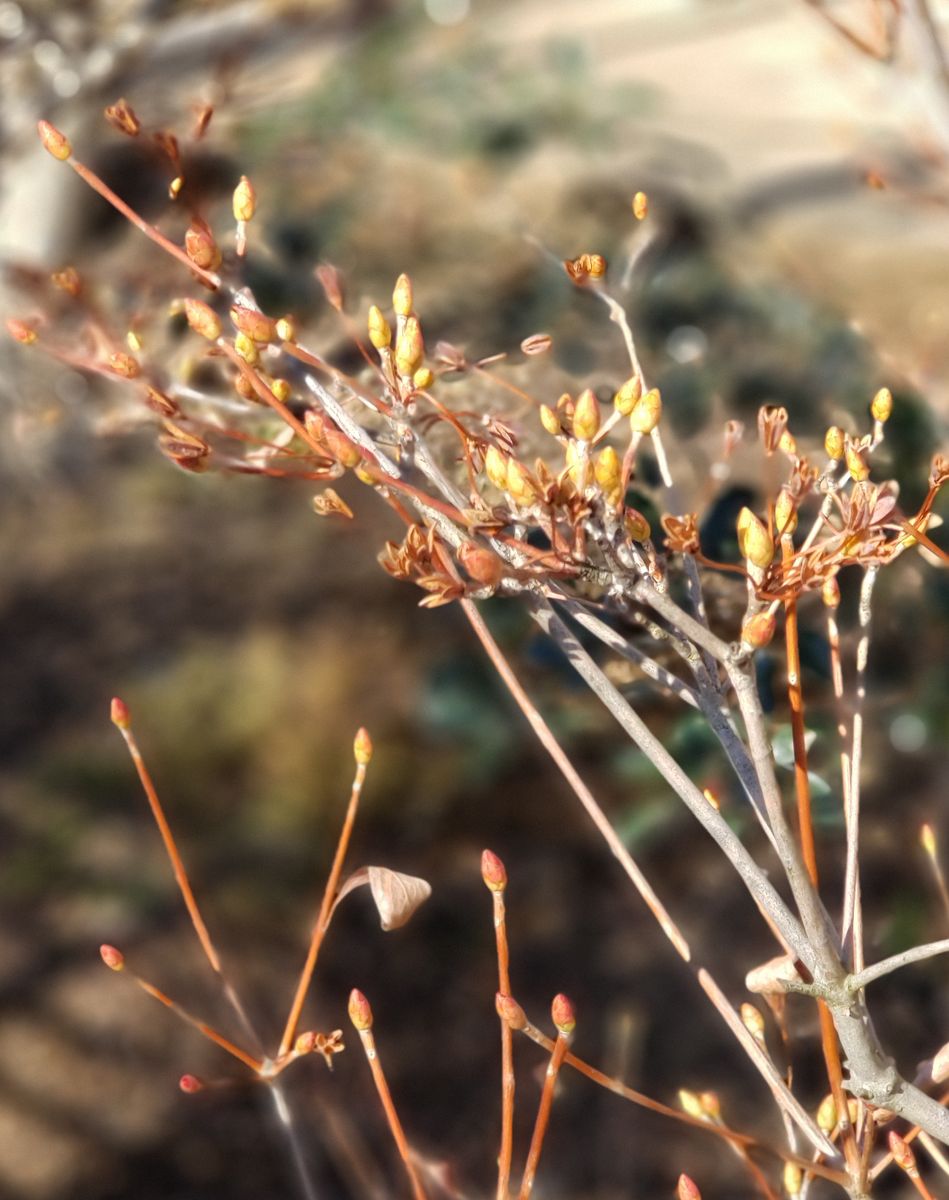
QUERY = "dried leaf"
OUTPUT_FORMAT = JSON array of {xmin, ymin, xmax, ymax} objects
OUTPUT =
[{"xmin": 334, "ymin": 865, "xmax": 432, "ymax": 930}]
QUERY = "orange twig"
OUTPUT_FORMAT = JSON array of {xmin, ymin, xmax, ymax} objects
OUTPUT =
[{"xmin": 518, "ymin": 999, "xmax": 573, "ymax": 1200}]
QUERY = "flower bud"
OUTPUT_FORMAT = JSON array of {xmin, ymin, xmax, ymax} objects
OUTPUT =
[
  {"xmin": 100, "ymin": 944, "xmax": 125, "ymax": 970},
  {"xmin": 38, "ymin": 119, "xmax": 71, "ymax": 160},
  {"xmin": 702, "ymin": 786, "xmax": 720, "ymax": 811},
  {"xmin": 821, "ymin": 575, "xmax": 840, "ymax": 608},
  {"xmin": 783, "ymin": 1163, "xmax": 802, "ymax": 1196},
  {"xmin": 230, "ymin": 304, "xmax": 275, "ymax": 343},
  {"xmin": 179, "ymin": 1074, "xmax": 204, "ymax": 1094},
  {"xmin": 353, "ymin": 727, "xmax": 373, "ymax": 765},
  {"xmin": 348, "ymin": 989, "xmax": 373, "ymax": 1031},
  {"xmin": 324, "ymin": 430, "xmax": 362, "ymax": 470},
  {"xmin": 678, "ymin": 1089, "xmax": 704, "ymax": 1119},
  {"xmin": 7, "ymin": 318, "xmax": 38, "ymax": 345},
  {"xmin": 275, "ymin": 316, "xmax": 297, "ymax": 343},
  {"xmin": 184, "ymin": 298, "xmax": 222, "ymax": 341},
  {"xmin": 108, "ymin": 352, "xmax": 140, "ymax": 379},
  {"xmin": 624, "ymin": 508, "xmax": 651, "ymax": 542},
  {"xmin": 506, "ymin": 458, "xmax": 538, "ymax": 507},
  {"xmin": 495, "ymin": 993, "xmax": 527, "ymax": 1030},
  {"xmin": 315, "ymin": 263, "xmax": 344, "ymax": 311},
  {"xmin": 232, "ymin": 175, "xmax": 256, "ymax": 222},
  {"xmin": 774, "ymin": 489, "xmax": 797, "ymax": 536},
  {"xmin": 394, "ymin": 316, "xmax": 424, "ymax": 377},
  {"xmin": 392, "ymin": 273, "xmax": 413, "ymax": 317},
  {"xmin": 871, "ymin": 386, "xmax": 892, "ymax": 423},
  {"xmin": 234, "ymin": 333, "xmax": 259, "ymax": 365},
  {"xmin": 888, "ymin": 1131, "xmax": 916, "ymax": 1173},
  {"xmin": 572, "ymin": 388, "xmax": 600, "ymax": 441},
  {"xmin": 271, "ymin": 379, "xmax": 292, "ymax": 404},
  {"xmin": 367, "ymin": 305, "xmax": 392, "ymax": 350},
  {"xmin": 737, "ymin": 507, "xmax": 774, "ymax": 569},
  {"xmin": 677, "ymin": 1175, "xmax": 701, "ymax": 1200},
  {"xmin": 630, "ymin": 387, "xmax": 662, "ymax": 434},
  {"xmin": 845, "ymin": 442, "xmax": 869, "ymax": 482},
  {"xmin": 481, "ymin": 849, "xmax": 507, "ymax": 891},
  {"xmin": 632, "ymin": 191, "xmax": 648, "ymax": 221},
  {"xmin": 594, "ymin": 445, "xmax": 621, "ymax": 493},
  {"xmin": 459, "ymin": 543, "xmax": 503, "ymax": 588},
  {"xmin": 539, "ymin": 404, "xmax": 561, "ymax": 436},
  {"xmin": 740, "ymin": 1002, "xmax": 765, "ymax": 1040},
  {"xmin": 551, "ymin": 993, "xmax": 576, "ymax": 1035},
  {"xmin": 778, "ymin": 430, "xmax": 797, "ymax": 457},
  {"xmin": 295, "ymin": 1031, "xmax": 317, "ymax": 1056},
  {"xmin": 824, "ymin": 425, "xmax": 845, "ymax": 460},
  {"xmin": 699, "ymin": 1091, "xmax": 721, "ymax": 1120},
  {"xmin": 614, "ymin": 375, "xmax": 642, "ymax": 416},
  {"xmin": 921, "ymin": 822, "xmax": 937, "ymax": 858},
  {"xmin": 413, "ymin": 366, "xmax": 434, "ymax": 390},
  {"xmin": 484, "ymin": 445, "xmax": 509, "ymax": 491},
  {"xmin": 110, "ymin": 697, "xmax": 131, "ymax": 729},
  {"xmin": 816, "ymin": 1094, "xmax": 837, "ymax": 1132},
  {"xmin": 185, "ymin": 221, "xmax": 222, "ymax": 271}
]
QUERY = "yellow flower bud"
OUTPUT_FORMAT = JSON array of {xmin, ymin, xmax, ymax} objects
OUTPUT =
[
  {"xmin": 845, "ymin": 442, "xmax": 870, "ymax": 482},
  {"xmin": 613, "ymin": 375, "xmax": 642, "ymax": 416},
  {"xmin": 184, "ymin": 298, "xmax": 222, "ymax": 341},
  {"xmin": 871, "ymin": 386, "xmax": 892, "ymax": 423},
  {"xmin": 737, "ymin": 507, "xmax": 774, "ymax": 569},
  {"xmin": 367, "ymin": 304, "xmax": 392, "ymax": 350},
  {"xmin": 632, "ymin": 191, "xmax": 648, "ymax": 221},
  {"xmin": 816, "ymin": 1094, "xmax": 837, "ymax": 1133},
  {"xmin": 413, "ymin": 366, "xmax": 434, "ymax": 390},
  {"xmin": 539, "ymin": 404, "xmax": 561, "ymax": 436},
  {"xmin": 774, "ymin": 488, "xmax": 797, "ymax": 536},
  {"xmin": 572, "ymin": 388, "xmax": 600, "ymax": 441},
  {"xmin": 594, "ymin": 445, "xmax": 622, "ymax": 503},
  {"xmin": 824, "ymin": 425, "xmax": 845, "ymax": 460},
  {"xmin": 234, "ymin": 332, "xmax": 259, "ymax": 365},
  {"xmin": 275, "ymin": 315, "xmax": 297, "ymax": 343},
  {"xmin": 484, "ymin": 445, "xmax": 509, "ymax": 491},
  {"xmin": 506, "ymin": 458, "xmax": 538, "ymax": 507},
  {"xmin": 394, "ymin": 316, "xmax": 424, "ymax": 377},
  {"xmin": 353, "ymin": 728, "xmax": 373, "ymax": 765},
  {"xmin": 392, "ymin": 272, "xmax": 413, "ymax": 318},
  {"xmin": 783, "ymin": 1163, "xmax": 803, "ymax": 1197},
  {"xmin": 741, "ymin": 612, "xmax": 777, "ymax": 649},
  {"xmin": 38, "ymin": 119, "xmax": 71, "ymax": 161},
  {"xmin": 821, "ymin": 575, "xmax": 840, "ymax": 608},
  {"xmin": 624, "ymin": 508, "xmax": 651, "ymax": 542},
  {"xmin": 232, "ymin": 175, "xmax": 257, "ymax": 222},
  {"xmin": 271, "ymin": 378, "xmax": 292, "ymax": 403},
  {"xmin": 630, "ymin": 387, "xmax": 662, "ymax": 434}
]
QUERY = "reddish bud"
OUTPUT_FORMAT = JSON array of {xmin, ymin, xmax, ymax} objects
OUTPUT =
[
  {"xmin": 100, "ymin": 944, "xmax": 125, "ymax": 971},
  {"xmin": 741, "ymin": 612, "xmax": 776, "ymax": 650},
  {"xmin": 677, "ymin": 1174, "xmax": 702, "ymax": 1200},
  {"xmin": 110, "ymin": 697, "xmax": 131, "ymax": 729},
  {"xmin": 229, "ymin": 303, "xmax": 276, "ymax": 343},
  {"xmin": 185, "ymin": 221, "xmax": 222, "ymax": 272},
  {"xmin": 480, "ymin": 849, "xmax": 507, "ymax": 891},
  {"xmin": 38, "ymin": 119, "xmax": 71, "ymax": 160},
  {"xmin": 179, "ymin": 1074, "xmax": 204, "ymax": 1094},
  {"xmin": 888, "ymin": 1131, "xmax": 916, "ymax": 1172},
  {"xmin": 348, "ymin": 989, "xmax": 373, "ymax": 1031},
  {"xmin": 184, "ymin": 298, "xmax": 222, "ymax": 341},
  {"xmin": 6, "ymin": 318, "xmax": 37, "ymax": 345},
  {"xmin": 495, "ymin": 993, "xmax": 527, "ymax": 1031},
  {"xmin": 459, "ymin": 543, "xmax": 503, "ymax": 589},
  {"xmin": 316, "ymin": 263, "xmax": 345, "ymax": 312},
  {"xmin": 353, "ymin": 727, "xmax": 373, "ymax": 766},
  {"xmin": 108, "ymin": 352, "xmax": 140, "ymax": 379},
  {"xmin": 551, "ymin": 993, "xmax": 576, "ymax": 1035},
  {"xmin": 294, "ymin": 1031, "xmax": 317, "ymax": 1056}
]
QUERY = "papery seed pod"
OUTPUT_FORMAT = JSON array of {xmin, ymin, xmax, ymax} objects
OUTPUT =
[
  {"xmin": 348, "ymin": 989, "xmax": 373, "ymax": 1031},
  {"xmin": 594, "ymin": 445, "xmax": 622, "ymax": 500},
  {"xmin": 394, "ymin": 316, "xmax": 424, "ymax": 377},
  {"xmin": 630, "ymin": 387, "xmax": 662, "ymax": 434},
  {"xmin": 632, "ymin": 191, "xmax": 648, "ymax": 220},
  {"xmin": 230, "ymin": 304, "xmax": 275, "ymax": 343},
  {"xmin": 100, "ymin": 943, "xmax": 125, "ymax": 970},
  {"xmin": 311, "ymin": 488, "xmax": 353, "ymax": 519},
  {"xmin": 821, "ymin": 575, "xmax": 840, "ymax": 609},
  {"xmin": 52, "ymin": 266, "xmax": 81, "ymax": 295},
  {"xmin": 551, "ymin": 993, "xmax": 576, "ymax": 1035},
  {"xmin": 159, "ymin": 422, "xmax": 211, "ymax": 473},
  {"xmin": 459, "ymin": 543, "xmax": 503, "ymax": 588},
  {"xmin": 392, "ymin": 273, "xmax": 413, "ymax": 318},
  {"xmin": 506, "ymin": 458, "xmax": 538, "ymax": 507},
  {"xmin": 185, "ymin": 221, "xmax": 222, "ymax": 271},
  {"xmin": 871, "ymin": 386, "xmax": 893, "ymax": 423},
  {"xmin": 234, "ymin": 333, "xmax": 259, "ymax": 366},
  {"xmin": 783, "ymin": 1163, "xmax": 802, "ymax": 1196},
  {"xmin": 737, "ymin": 507, "xmax": 774, "ymax": 569},
  {"xmin": 740, "ymin": 1002, "xmax": 765, "ymax": 1040},
  {"xmin": 741, "ymin": 612, "xmax": 776, "ymax": 649},
  {"xmin": 496, "ymin": 993, "xmax": 527, "ymax": 1030},
  {"xmin": 774, "ymin": 489, "xmax": 797, "ymax": 536},
  {"xmin": 816, "ymin": 1094, "xmax": 837, "ymax": 1132},
  {"xmin": 824, "ymin": 425, "xmax": 845, "ymax": 460},
  {"xmin": 38, "ymin": 119, "xmax": 71, "ymax": 160},
  {"xmin": 564, "ymin": 253, "xmax": 606, "ymax": 284},
  {"xmin": 678, "ymin": 1089, "xmax": 704, "ymax": 1119},
  {"xmin": 108, "ymin": 352, "xmax": 140, "ymax": 379},
  {"xmin": 7, "ymin": 318, "xmax": 38, "ymax": 345},
  {"xmin": 271, "ymin": 379, "xmax": 292, "ymax": 404},
  {"xmin": 484, "ymin": 445, "xmax": 509, "ymax": 491},
  {"xmin": 573, "ymin": 388, "xmax": 600, "ymax": 441},
  {"xmin": 315, "ymin": 263, "xmax": 344, "ymax": 312},
  {"xmin": 702, "ymin": 786, "xmax": 720, "ymax": 811},
  {"xmin": 624, "ymin": 508, "xmax": 651, "ymax": 542},
  {"xmin": 614, "ymin": 375, "xmax": 642, "ymax": 416},
  {"xmin": 354, "ymin": 727, "xmax": 373, "ymax": 765},
  {"xmin": 540, "ymin": 404, "xmax": 561, "ymax": 436},
  {"xmin": 888, "ymin": 1131, "xmax": 916, "ymax": 1172},
  {"xmin": 295, "ymin": 1031, "xmax": 317, "ymax": 1056},
  {"xmin": 232, "ymin": 175, "xmax": 256, "ymax": 222},
  {"xmin": 413, "ymin": 366, "xmax": 434, "ymax": 390},
  {"xmin": 586, "ymin": 253, "xmax": 606, "ymax": 278},
  {"xmin": 845, "ymin": 442, "xmax": 870, "ymax": 483},
  {"xmin": 104, "ymin": 98, "xmax": 141, "ymax": 137},
  {"xmin": 521, "ymin": 332, "xmax": 552, "ymax": 356},
  {"xmin": 367, "ymin": 305, "xmax": 392, "ymax": 350},
  {"xmin": 481, "ymin": 849, "xmax": 507, "ymax": 891},
  {"xmin": 275, "ymin": 315, "xmax": 297, "ymax": 343},
  {"xmin": 144, "ymin": 386, "xmax": 179, "ymax": 418},
  {"xmin": 677, "ymin": 1175, "xmax": 701, "ymax": 1200},
  {"xmin": 179, "ymin": 1074, "xmax": 204, "ymax": 1094},
  {"xmin": 110, "ymin": 697, "xmax": 131, "ymax": 728},
  {"xmin": 184, "ymin": 298, "xmax": 222, "ymax": 340}
]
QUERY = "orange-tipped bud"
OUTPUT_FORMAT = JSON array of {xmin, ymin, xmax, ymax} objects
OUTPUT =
[
  {"xmin": 624, "ymin": 508, "xmax": 651, "ymax": 542},
  {"xmin": 484, "ymin": 445, "xmax": 509, "ymax": 491},
  {"xmin": 632, "ymin": 191, "xmax": 649, "ymax": 221},
  {"xmin": 629, "ymin": 387, "xmax": 662, "ymax": 434},
  {"xmin": 459, "ymin": 543, "xmax": 503, "ymax": 589},
  {"xmin": 614, "ymin": 375, "xmax": 642, "ymax": 416},
  {"xmin": 295, "ymin": 1031, "xmax": 317, "ymax": 1056},
  {"xmin": 737, "ymin": 507, "xmax": 774, "ymax": 569},
  {"xmin": 100, "ymin": 944, "xmax": 125, "ymax": 970},
  {"xmin": 495, "ymin": 993, "xmax": 527, "ymax": 1030},
  {"xmin": 367, "ymin": 305, "xmax": 392, "ymax": 350},
  {"xmin": 275, "ymin": 315, "xmax": 297, "ymax": 343},
  {"xmin": 413, "ymin": 366, "xmax": 434, "ymax": 390},
  {"xmin": 354, "ymin": 727, "xmax": 373, "ymax": 766},
  {"xmin": 572, "ymin": 388, "xmax": 600, "ymax": 441},
  {"xmin": 230, "ymin": 304, "xmax": 275, "ymax": 343},
  {"xmin": 821, "ymin": 575, "xmax": 840, "ymax": 609},
  {"xmin": 816, "ymin": 1094, "xmax": 837, "ymax": 1132},
  {"xmin": 888, "ymin": 1131, "xmax": 916, "ymax": 1173},
  {"xmin": 394, "ymin": 316, "xmax": 424, "ymax": 377},
  {"xmin": 232, "ymin": 175, "xmax": 257, "ymax": 223},
  {"xmin": 774, "ymin": 489, "xmax": 797, "ymax": 536},
  {"xmin": 740, "ymin": 1002, "xmax": 765, "ymax": 1040},
  {"xmin": 506, "ymin": 458, "xmax": 538, "ymax": 507},
  {"xmin": 179, "ymin": 1073, "xmax": 204, "ymax": 1094},
  {"xmin": 234, "ymin": 332, "xmax": 259, "ymax": 366},
  {"xmin": 184, "ymin": 298, "xmax": 222, "ymax": 341},
  {"xmin": 481, "ymin": 849, "xmax": 507, "ymax": 891},
  {"xmin": 677, "ymin": 1174, "xmax": 702, "ymax": 1200},
  {"xmin": 741, "ymin": 612, "xmax": 777, "ymax": 649},
  {"xmin": 348, "ymin": 989, "xmax": 373, "ymax": 1031},
  {"xmin": 185, "ymin": 222, "xmax": 222, "ymax": 272},
  {"xmin": 38, "ymin": 119, "xmax": 71, "ymax": 160},
  {"xmin": 824, "ymin": 425, "xmax": 845, "ymax": 460},
  {"xmin": 921, "ymin": 822, "xmax": 937, "ymax": 858},
  {"xmin": 271, "ymin": 379, "xmax": 292, "ymax": 404},
  {"xmin": 871, "ymin": 386, "xmax": 893, "ymax": 423},
  {"xmin": 7, "ymin": 318, "xmax": 38, "ymax": 345},
  {"xmin": 845, "ymin": 442, "xmax": 870, "ymax": 482},
  {"xmin": 520, "ymin": 332, "xmax": 552, "ymax": 356},
  {"xmin": 783, "ymin": 1163, "xmax": 803, "ymax": 1197},
  {"xmin": 392, "ymin": 273, "xmax": 413, "ymax": 318},
  {"xmin": 110, "ymin": 697, "xmax": 131, "ymax": 729},
  {"xmin": 551, "ymin": 993, "xmax": 576, "ymax": 1035},
  {"xmin": 540, "ymin": 405, "xmax": 561, "ymax": 436}
]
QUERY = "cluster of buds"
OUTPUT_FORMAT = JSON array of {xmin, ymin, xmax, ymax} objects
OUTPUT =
[{"xmin": 365, "ymin": 273, "xmax": 432, "ymax": 402}]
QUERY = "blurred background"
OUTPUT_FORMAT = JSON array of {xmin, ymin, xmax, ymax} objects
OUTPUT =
[{"xmin": 1, "ymin": 1, "xmax": 948, "ymax": 1197}]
